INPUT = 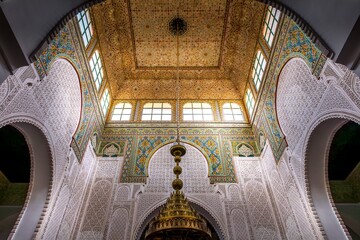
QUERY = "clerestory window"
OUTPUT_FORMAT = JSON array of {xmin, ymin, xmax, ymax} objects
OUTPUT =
[
  {"xmin": 141, "ymin": 103, "xmax": 172, "ymax": 121},
  {"xmin": 223, "ymin": 103, "xmax": 244, "ymax": 121},
  {"xmin": 263, "ymin": 6, "xmax": 281, "ymax": 47},
  {"xmin": 76, "ymin": 9, "xmax": 93, "ymax": 47},
  {"xmin": 111, "ymin": 103, "xmax": 132, "ymax": 121},
  {"xmin": 89, "ymin": 50, "xmax": 104, "ymax": 91},
  {"xmin": 252, "ymin": 51, "xmax": 267, "ymax": 91},
  {"xmin": 100, "ymin": 88, "xmax": 110, "ymax": 115},
  {"xmin": 183, "ymin": 103, "xmax": 213, "ymax": 121},
  {"xmin": 245, "ymin": 89, "xmax": 255, "ymax": 117}
]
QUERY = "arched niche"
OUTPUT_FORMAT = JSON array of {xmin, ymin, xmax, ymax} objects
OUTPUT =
[{"xmin": 0, "ymin": 119, "xmax": 53, "ymax": 240}]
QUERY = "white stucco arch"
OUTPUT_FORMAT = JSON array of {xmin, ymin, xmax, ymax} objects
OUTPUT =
[
  {"xmin": 303, "ymin": 112, "xmax": 360, "ymax": 240},
  {"xmin": 276, "ymin": 57, "xmax": 360, "ymax": 239},
  {"xmin": 132, "ymin": 142, "xmax": 226, "ymax": 239},
  {"xmin": 276, "ymin": 57, "xmax": 326, "ymax": 152},
  {"xmin": 0, "ymin": 58, "xmax": 82, "ymax": 239},
  {"xmin": 0, "ymin": 117, "xmax": 54, "ymax": 240}
]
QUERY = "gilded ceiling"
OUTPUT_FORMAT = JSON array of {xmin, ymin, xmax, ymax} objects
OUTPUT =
[
  {"xmin": 92, "ymin": 0, "xmax": 265, "ymax": 100},
  {"xmin": 130, "ymin": 0, "xmax": 228, "ymax": 68}
]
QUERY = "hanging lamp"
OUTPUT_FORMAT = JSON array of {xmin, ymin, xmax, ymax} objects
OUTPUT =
[{"xmin": 144, "ymin": 11, "xmax": 212, "ymax": 240}]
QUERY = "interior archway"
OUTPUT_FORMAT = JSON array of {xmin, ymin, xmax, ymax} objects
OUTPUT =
[
  {"xmin": 0, "ymin": 125, "xmax": 30, "ymax": 239},
  {"xmin": 0, "ymin": 120, "xmax": 52, "ymax": 240},
  {"xmin": 305, "ymin": 117, "xmax": 359, "ymax": 240},
  {"xmin": 328, "ymin": 121, "xmax": 360, "ymax": 239}
]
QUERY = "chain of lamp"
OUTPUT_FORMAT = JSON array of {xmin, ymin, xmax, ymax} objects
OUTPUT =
[{"xmin": 175, "ymin": 13, "xmax": 181, "ymax": 144}]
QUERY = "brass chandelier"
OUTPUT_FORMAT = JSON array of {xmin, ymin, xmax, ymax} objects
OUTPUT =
[{"xmin": 144, "ymin": 12, "xmax": 212, "ymax": 240}]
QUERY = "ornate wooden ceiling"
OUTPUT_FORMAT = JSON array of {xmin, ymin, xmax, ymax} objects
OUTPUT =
[
  {"xmin": 130, "ymin": 0, "xmax": 228, "ymax": 69},
  {"xmin": 92, "ymin": 0, "xmax": 265, "ymax": 100}
]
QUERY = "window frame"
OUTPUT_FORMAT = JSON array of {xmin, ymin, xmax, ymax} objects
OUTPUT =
[
  {"xmin": 245, "ymin": 89, "xmax": 255, "ymax": 117},
  {"xmin": 141, "ymin": 102, "xmax": 172, "ymax": 121},
  {"xmin": 222, "ymin": 102, "xmax": 244, "ymax": 122},
  {"xmin": 252, "ymin": 50, "xmax": 267, "ymax": 91},
  {"xmin": 183, "ymin": 102, "xmax": 214, "ymax": 121},
  {"xmin": 76, "ymin": 9, "xmax": 93, "ymax": 48},
  {"xmin": 100, "ymin": 88, "xmax": 110, "ymax": 115},
  {"xmin": 89, "ymin": 50, "xmax": 104, "ymax": 91},
  {"xmin": 262, "ymin": 6, "xmax": 281, "ymax": 47},
  {"xmin": 111, "ymin": 102, "xmax": 132, "ymax": 121}
]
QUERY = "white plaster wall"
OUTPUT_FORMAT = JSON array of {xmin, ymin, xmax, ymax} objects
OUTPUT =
[
  {"xmin": 0, "ymin": 59, "xmax": 83, "ymax": 238},
  {"xmin": 277, "ymin": 58, "xmax": 360, "ymax": 192},
  {"xmin": 276, "ymin": 58, "xmax": 360, "ymax": 239},
  {"xmin": 41, "ymin": 144, "xmax": 97, "ymax": 239},
  {"xmin": 76, "ymin": 143, "xmax": 324, "ymax": 240},
  {"xmin": 76, "ymin": 157, "xmax": 123, "ymax": 240},
  {"xmin": 0, "ymin": 60, "xmax": 81, "ymax": 191},
  {"xmin": 233, "ymin": 156, "xmax": 282, "ymax": 240},
  {"xmin": 260, "ymin": 143, "xmax": 322, "ymax": 239}
]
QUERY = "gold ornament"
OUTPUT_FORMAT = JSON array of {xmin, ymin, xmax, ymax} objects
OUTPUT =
[{"xmin": 145, "ymin": 144, "xmax": 212, "ymax": 240}]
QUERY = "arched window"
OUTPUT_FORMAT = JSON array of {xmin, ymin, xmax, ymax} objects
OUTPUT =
[
  {"xmin": 100, "ymin": 88, "xmax": 110, "ymax": 115},
  {"xmin": 141, "ymin": 103, "xmax": 171, "ymax": 121},
  {"xmin": 183, "ymin": 103, "xmax": 213, "ymax": 121},
  {"xmin": 76, "ymin": 9, "xmax": 93, "ymax": 47},
  {"xmin": 263, "ymin": 6, "xmax": 281, "ymax": 47},
  {"xmin": 223, "ymin": 103, "xmax": 244, "ymax": 121},
  {"xmin": 245, "ymin": 89, "xmax": 255, "ymax": 117},
  {"xmin": 252, "ymin": 51, "xmax": 267, "ymax": 91},
  {"xmin": 111, "ymin": 103, "xmax": 132, "ymax": 121},
  {"xmin": 89, "ymin": 50, "xmax": 103, "ymax": 91}
]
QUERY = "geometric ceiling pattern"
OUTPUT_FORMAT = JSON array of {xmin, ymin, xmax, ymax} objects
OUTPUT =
[
  {"xmin": 129, "ymin": 0, "xmax": 228, "ymax": 68},
  {"xmin": 92, "ymin": 0, "xmax": 265, "ymax": 100}
]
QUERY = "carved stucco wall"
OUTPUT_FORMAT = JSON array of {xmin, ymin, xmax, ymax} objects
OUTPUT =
[
  {"xmin": 2, "ymin": 58, "xmax": 358, "ymax": 238},
  {"xmin": 276, "ymin": 58, "xmax": 360, "ymax": 191},
  {"xmin": 0, "ymin": 60, "xmax": 81, "ymax": 192},
  {"xmin": 33, "ymin": 19, "xmax": 104, "ymax": 162},
  {"xmin": 74, "ymin": 142, "xmax": 332, "ymax": 240},
  {"xmin": 260, "ymin": 143, "xmax": 322, "ymax": 239},
  {"xmin": 275, "ymin": 57, "xmax": 360, "ymax": 238},
  {"xmin": 253, "ymin": 16, "xmax": 328, "ymax": 161},
  {"xmin": 233, "ymin": 156, "xmax": 282, "ymax": 239},
  {"xmin": 41, "ymin": 144, "xmax": 97, "ymax": 239},
  {"xmin": 99, "ymin": 127, "xmax": 257, "ymax": 184},
  {"xmin": 0, "ymin": 59, "xmax": 95, "ymax": 238}
]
